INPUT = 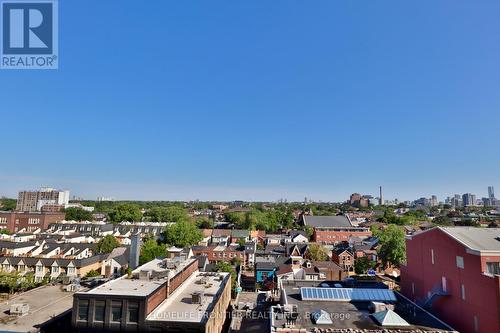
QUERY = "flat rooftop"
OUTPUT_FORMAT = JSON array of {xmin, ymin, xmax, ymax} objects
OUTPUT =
[
  {"xmin": 147, "ymin": 271, "xmax": 230, "ymax": 323},
  {"xmin": 273, "ymin": 281, "xmax": 455, "ymax": 332},
  {"xmin": 83, "ymin": 258, "xmax": 196, "ymax": 297},
  {"xmin": 0, "ymin": 285, "xmax": 79, "ymax": 333}
]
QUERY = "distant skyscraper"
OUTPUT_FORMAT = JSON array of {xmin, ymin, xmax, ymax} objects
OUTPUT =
[
  {"xmin": 488, "ymin": 186, "xmax": 495, "ymax": 199},
  {"xmin": 431, "ymin": 195, "xmax": 438, "ymax": 207},
  {"xmin": 379, "ymin": 186, "xmax": 384, "ymax": 206},
  {"xmin": 462, "ymin": 193, "xmax": 476, "ymax": 207}
]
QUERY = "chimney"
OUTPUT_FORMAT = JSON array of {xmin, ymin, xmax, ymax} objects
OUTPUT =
[{"xmin": 130, "ymin": 234, "xmax": 141, "ymax": 270}]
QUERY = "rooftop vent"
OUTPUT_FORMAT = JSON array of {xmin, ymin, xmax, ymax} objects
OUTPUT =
[
  {"xmin": 139, "ymin": 270, "xmax": 152, "ymax": 280},
  {"xmin": 192, "ymin": 291, "xmax": 204, "ymax": 304}
]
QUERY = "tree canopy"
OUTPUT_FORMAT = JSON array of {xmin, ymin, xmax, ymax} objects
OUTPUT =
[
  {"xmin": 162, "ymin": 221, "xmax": 202, "ymax": 248},
  {"xmin": 354, "ymin": 256, "xmax": 376, "ymax": 275},
  {"xmin": 64, "ymin": 207, "xmax": 92, "ymax": 221},
  {"xmin": 96, "ymin": 235, "xmax": 121, "ymax": 253},
  {"xmin": 377, "ymin": 225, "xmax": 406, "ymax": 268},
  {"xmin": 108, "ymin": 203, "xmax": 142, "ymax": 223},
  {"xmin": 0, "ymin": 198, "xmax": 16, "ymax": 211},
  {"xmin": 308, "ymin": 244, "xmax": 329, "ymax": 261},
  {"xmin": 139, "ymin": 239, "xmax": 166, "ymax": 265},
  {"xmin": 145, "ymin": 206, "xmax": 191, "ymax": 223}
]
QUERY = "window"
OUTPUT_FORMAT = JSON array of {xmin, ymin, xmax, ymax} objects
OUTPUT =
[
  {"xmin": 52, "ymin": 266, "xmax": 59, "ymax": 273},
  {"xmin": 473, "ymin": 315, "xmax": 479, "ymax": 332},
  {"xmin": 456, "ymin": 256, "xmax": 464, "ymax": 269},
  {"xmin": 78, "ymin": 300, "xmax": 89, "ymax": 321},
  {"xmin": 111, "ymin": 301, "xmax": 122, "ymax": 322},
  {"xmin": 94, "ymin": 300, "xmax": 105, "ymax": 322},
  {"xmin": 431, "ymin": 249, "xmax": 435, "ymax": 264},
  {"xmin": 127, "ymin": 302, "xmax": 139, "ymax": 323},
  {"xmin": 36, "ymin": 265, "xmax": 43, "ymax": 273},
  {"xmin": 461, "ymin": 284, "xmax": 465, "ymax": 300},
  {"xmin": 412, "ymin": 283, "xmax": 415, "ymax": 295},
  {"xmin": 486, "ymin": 262, "xmax": 500, "ymax": 275},
  {"xmin": 68, "ymin": 267, "xmax": 75, "ymax": 275}
]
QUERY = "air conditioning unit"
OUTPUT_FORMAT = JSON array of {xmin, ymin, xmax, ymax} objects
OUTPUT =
[{"xmin": 10, "ymin": 303, "xmax": 29, "ymax": 316}]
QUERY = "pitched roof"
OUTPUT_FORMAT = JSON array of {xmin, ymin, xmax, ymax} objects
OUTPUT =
[
  {"xmin": 311, "ymin": 309, "xmax": 333, "ymax": 324},
  {"xmin": 303, "ymin": 215, "xmax": 352, "ymax": 228},
  {"xmin": 212, "ymin": 229, "xmax": 231, "ymax": 237},
  {"xmin": 372, "ymin": 309, "xmax": 410, "ymax": 326},
  {"xmin": 231, "ymin": 229, "xmax": 249, "ymax": 238}
]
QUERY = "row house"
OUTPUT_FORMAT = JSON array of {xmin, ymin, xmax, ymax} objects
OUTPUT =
[
  {"xmin": 0, "ymin": 255, "xmax": 106, "ymax": 282},
  {"xmin": 191, "ymin": 245, "xmax": 246, "ymax": 265},
  {"xmin": 114, "ymin": 222, "xmax": 167, "ymax": 237},
  {"xmin": 48, "ymin": 222, "xmax": 114, "ymax": 236}
]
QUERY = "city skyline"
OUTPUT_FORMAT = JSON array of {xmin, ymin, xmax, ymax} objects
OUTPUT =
[
  {"xmin": 0, "ymin": 178, "xmax": 497, "ymax": 203},
  {"xmin": 1, "ymin": 1, "xmax": 500, "ymax": 202}
]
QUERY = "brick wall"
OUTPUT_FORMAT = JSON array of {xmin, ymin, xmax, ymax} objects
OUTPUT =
[
  {"xmin": 146, "ymin": 284, "xmax": 167, "ymax": 314},
  {"xmin": 168, "ymin": 259, "xmax": 198, "ymax": 295}
]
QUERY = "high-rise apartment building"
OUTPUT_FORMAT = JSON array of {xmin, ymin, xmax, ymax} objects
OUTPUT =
[
  {"xmin": 16, "ymin": 187, "xmax": 70, "ymax": 212},
  {"xmin": 488, "ymin": 186, "xmax": 495, "ymax": 200},
  {"xmin": 462, "ymin": 193, "xmax": 476, "ymax": 207}
]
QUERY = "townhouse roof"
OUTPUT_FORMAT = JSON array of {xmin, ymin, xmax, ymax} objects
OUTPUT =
[
  {"xmin": 231, "ymin": 229, "xmax": 249, "ymax": 238},
  {"xmin": 303, "ymin": 215, "xmax": 353, "ymax": 228},
  {"xmin": 0, "ymin": 240, "xmax": 38, "ymax": 249},
  {"xmin": 211, "ymin": 229, "xmax": 231, "ymax": 237}
]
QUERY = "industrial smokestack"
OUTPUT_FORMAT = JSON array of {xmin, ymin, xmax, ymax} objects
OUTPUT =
[{"xmin": 379, "ymin": 186, "xmax": 384, "ymax": 206}]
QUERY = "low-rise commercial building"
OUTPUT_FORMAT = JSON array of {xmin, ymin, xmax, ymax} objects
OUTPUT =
[{"xmin": 72, "ymin": 256, "xmax": 231, "ymax": 333}]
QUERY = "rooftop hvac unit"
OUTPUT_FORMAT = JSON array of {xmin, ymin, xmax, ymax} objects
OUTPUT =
[
  {"xmin": 139, "ymin": 270, "xmax": 152, "ymax": 280},
  {"xmin": 192, "ymin": 291, "xmax": 204, "ymax": 304},
  {"xmin": 196, "ymin": 277, "xmax": 209, "ymax": 285},
  {"xmin": 10, "ymin": 303, "xmax": 29, "ymax": 316}
]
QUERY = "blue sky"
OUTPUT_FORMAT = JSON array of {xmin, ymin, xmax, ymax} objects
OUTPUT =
[{"xmin": 1, "ymin": 1, "xmax": 499, "ymax": 202}]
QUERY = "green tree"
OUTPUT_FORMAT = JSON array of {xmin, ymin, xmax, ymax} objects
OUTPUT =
[
  {"xmin": 378, "ymin": 225, "xmax": 406, "ymax": 268},
  {"xmin": 139, "ymin": 239, "xmax": 166, "ymax": 265},
  {"xmin": 215, "ymin": 261, "xmax": 238, "ymax": 293},
  {"xmin": 433, "ymin": 215, "xmax": 453, "ymax": 226},
  {"xmin": 85, "ymin": 269, "xmax": 100, "ymax": 278},
  {"xmin": 64, "ymin": 207, "xmax": 93, "ymax": 221},
  {"xmin": 146, "ymin": 206, "xmax": 190, "ymax": 223},
  {"xmin": 163, "ymin": 221, "xmax": 202, "ymax": 247},
  {"xmin": 195, "ymin": 216, "xmax": 214, "ymax": 229},
  {"xmin": 108, "ymin": 204, "xmax": 142, "ymax": 223},
  {"xmin": 308, "ymin": 244, "xmax": 329, "ymax": 261},
  {"xmin": 354, "ymin": 257, "xmax": 376, "ymax": 275},
  {"xmin": 96, "ymin": 235, "xmax": 121, "ymax": 253},
  {"xmin": 0, "ymin": 198, "xmax": 16, "ymax": 211}
]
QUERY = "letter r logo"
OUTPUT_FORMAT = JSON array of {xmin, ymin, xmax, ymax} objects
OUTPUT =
[{"xmin": 2, "ymin": 2, "xmax": 53, "ymax": 54}]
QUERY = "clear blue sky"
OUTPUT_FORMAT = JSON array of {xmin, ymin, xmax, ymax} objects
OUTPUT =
[{"xmin": 1, "ymin": 1, "xmax": 499, "ymax": 202}]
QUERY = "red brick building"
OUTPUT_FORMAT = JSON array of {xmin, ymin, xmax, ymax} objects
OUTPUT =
[
  {"xmin": 331, "ymin": 247, "xmax": 355, "ymax": 272},
  {"xmin": 0, "ymin": 211, "xmax": 65, "ymax": 233},
  {"xmin": 191, "ymin": 245, "xmax": 246, "ymax": 264},
  {"xmin": 401, "ymin": 227, "xmax": 500, "ymax": 333},
  {"xmin": 302, "ymin": 215, "xmax": 372, "ymax": 244}
]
